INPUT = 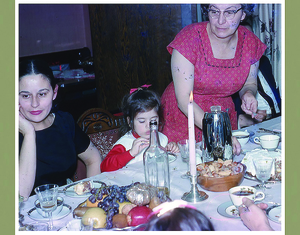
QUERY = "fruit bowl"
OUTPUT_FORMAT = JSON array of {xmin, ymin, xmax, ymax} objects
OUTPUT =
[{"xmin": 197, "ymin": 161, "xmax": 246, "ymax": 192}]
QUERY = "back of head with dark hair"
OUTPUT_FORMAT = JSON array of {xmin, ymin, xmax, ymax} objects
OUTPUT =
[
  {"xmin": 19, "ymin": 59, "xmax": 58, "ymax": 90},
  {"xmin": 144, "ymin": 207, "xmax": 215, "ymax": 231},
  {"xmin": 119, "ymin": 89, "xmax": 162, "ymax": 136}
]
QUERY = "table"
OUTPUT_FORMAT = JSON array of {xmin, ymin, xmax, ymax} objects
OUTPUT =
[{"xmin": 19, "ymin": 117, "xmax": 282, "ymax": 231}]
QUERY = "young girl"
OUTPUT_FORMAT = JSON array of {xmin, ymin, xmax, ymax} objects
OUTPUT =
[{"xmin": 100, "ymin": 87, "xmax": 179, "ymax": 172}]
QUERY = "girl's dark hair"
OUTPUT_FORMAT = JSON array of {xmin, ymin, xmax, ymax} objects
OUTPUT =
[
  {"xmin": 201, "ymin": 4, "xmax": 256, "ymax": 18},
  {"xmin": 119, "ymin": 88, "xmax": 162, "ymax": 136},
  {"xmin": 19, "ymin": 59, "xmax": 58, "ymax": 90},
  {"xmin": 144, "ymin": 207, "xmax": 215, "ymax": 231}
]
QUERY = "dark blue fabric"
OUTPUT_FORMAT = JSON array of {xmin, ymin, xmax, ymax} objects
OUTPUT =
[
  {"xmin": 232, "ymin": 55, "xmax": 281, "ymax": 118},
  {"xmin": 19, "ymin": 111, "xmax": 90, "ymax": 195}
]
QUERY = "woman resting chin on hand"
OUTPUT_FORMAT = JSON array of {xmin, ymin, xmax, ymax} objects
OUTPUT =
[{"xmin": 19, "ymin": 59, "xmax": 101, "ymax": 200}]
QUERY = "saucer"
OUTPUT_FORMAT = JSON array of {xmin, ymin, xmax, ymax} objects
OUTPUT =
[
  {"xmin": 28, "ymin": 204, "xmax": 72, "ymax": 221},
  {"xmin": 217, "ymin": 201, "xmax": 240, "ymax": 218},
  {"xmin": 266, "ymin": 205, "xmax": 281, "ymax": 223}
]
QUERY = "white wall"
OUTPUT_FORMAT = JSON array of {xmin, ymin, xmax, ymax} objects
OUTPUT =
[{"xmin": 19, "ymin": 4, "xmax": 93, "ymax": 57}]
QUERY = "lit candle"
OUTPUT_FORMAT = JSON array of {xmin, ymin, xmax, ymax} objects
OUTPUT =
[{"xmin": 188, "ymin": 91, "xmax": 196, "ymax": 176}]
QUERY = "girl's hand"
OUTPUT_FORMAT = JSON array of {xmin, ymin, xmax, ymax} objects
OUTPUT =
[
  {"xmin": 19, "ymin": 105, "xmax": 35, "ymax": 135},
  {"xmin": 232, "ymin": 136, "xmax": 241, "ymax": 155},
  {"xmin": 166, "ymin": 142, "xmax": 180, "ymax": 153},
  {"xmin": 129, "ymin": 137, "xmax": 149, "ymax": 157},
  {"xmin": 241, "ymin": 91, "xmax": 258, "ymax": 118}
]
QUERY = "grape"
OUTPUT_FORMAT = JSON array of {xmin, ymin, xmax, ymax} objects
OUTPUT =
[
  {"xmin": 90, "ymin": 188, "xmax": 97, "ymax": 194},
  {"xmin": 107, "ymin": 209, "xmax": 115, "ymax": 218},
  {"xmin": 88, "ymin": 194, "xmax": 96, "ymax": 203},
  {"xmin": 118, "ymin": 197, "xmax": 125, "ymax": 203},
  {"xmin": 97, "ymin": 193, "xmax": 103, "ymax": 201},
  {"xmin": 106, "ymin": 219, "xmax": 113, "ymax": 229}
]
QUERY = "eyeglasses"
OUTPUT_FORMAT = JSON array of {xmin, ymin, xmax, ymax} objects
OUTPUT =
[{"xmin": 208, "ymin": 8, "xmax": 243, "ymax": 20}]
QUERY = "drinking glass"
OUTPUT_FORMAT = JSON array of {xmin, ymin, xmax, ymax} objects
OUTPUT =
[
  {"xmin": 34, "ymin": 184, "xmax": 59, "ymax": 231},
  {"xmin": 253, "ymin": 157, "xmax": 274, "ymax": 199},
  {"xmin": 178, "ymin": 139, "xmax": 190, "ymax": 179},
  {"xmin": 66, "ymin": 218, "xmax": 93, "ymax": 231}
]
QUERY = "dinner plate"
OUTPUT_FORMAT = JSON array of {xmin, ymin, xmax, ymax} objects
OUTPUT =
[
  {"xmin": 63, "ymin": 180, "xmax": 105, "ymax": 197},
  {"xmin": 266, "ymin": 205, "xmax": 281, "ymax": 223},
  {"xmin": 168, "ymin": 153, "xmax": 177, "ymax": 163},
  {"xmin": 28, "ymin": 204, "xmax": 71, "ymax": 221},
  {"xmin": 244, "ymin": 172, "xmax": 280, "ymax": 183},
  {"xmin": 217, "ymin": 201, "xmax": 240, "ymax": 218}
]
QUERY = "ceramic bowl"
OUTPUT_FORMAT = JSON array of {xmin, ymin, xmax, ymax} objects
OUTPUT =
[
  {"xmin": 197, "ymin": 162, "xmax": 246, "ymax": 192},
  {"xmin": 232, "ymin": 130, "xmax": 250, "ymax": 147},
  {"xmin": 34, "ymin": 196, "xmax": 64, "ymax": 218}
]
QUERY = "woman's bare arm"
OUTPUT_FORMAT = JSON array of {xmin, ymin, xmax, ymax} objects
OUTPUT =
[{"xmin": 171, "ymin": 49, "xmax": 205, "ymax": 129}]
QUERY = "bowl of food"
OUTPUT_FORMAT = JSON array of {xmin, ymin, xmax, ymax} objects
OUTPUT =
[
  {"xmin": 197, "ymin": 159, "xmax": 246, "ymax": 192},
  {"xmin": 35, "ymin": 196, "xmax": 64, "ymax": 218},
  {"xmin": 232, "ymin": 130, "xmax": 250, "ymax": 147}
]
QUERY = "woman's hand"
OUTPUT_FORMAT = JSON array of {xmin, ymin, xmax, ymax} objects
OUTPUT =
[
  {"xmin": 239, "ymin": 197, "xmax": 273, "ymax": 231},
  {"xmin": 253, "ymin": 110, "xmax": 267, "ymax": 122},
  {"xmin": 19, "ymin": 105, "xmax": 35, "ymax": 135},
  {"xmin": 129, "ymin": 137, "xmax": 149, "ymax": 157},
  {"xmin": 241, "ymin": 91, "xmax": 258, "ymax": 117},
  {"xmin": 166, "ymin": 142, "xmax": 180, "ymax": 153},
  {"xmin": 232, "ymin": 136, "xmax": 241, "ymax": 155}
]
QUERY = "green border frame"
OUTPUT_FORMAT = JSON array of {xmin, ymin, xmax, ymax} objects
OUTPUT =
[
  {"xmin": 1, "ymin": 1, "xmax": 298, "ymax": 234},
  {"xmin": 0, "ymin": 0, "xmax": 15, "ymax": 234}
]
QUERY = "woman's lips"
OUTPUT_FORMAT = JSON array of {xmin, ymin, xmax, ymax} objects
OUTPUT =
[{"xmin": 30, "ymin": 110, "xmax": 42, "ymax": 115}]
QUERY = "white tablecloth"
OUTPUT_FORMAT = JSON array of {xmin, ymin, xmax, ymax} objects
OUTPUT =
[{"xmin": 19, "ymin": 117, "xmax": 283, "ymax": 231}]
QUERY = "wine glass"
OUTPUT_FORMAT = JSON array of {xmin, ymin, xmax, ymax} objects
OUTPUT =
[
  {"xmin": 34, "ymin": 184, "xmax": 59, "ymax": 231},
  {"xmin": 178, "ymin": 139, "xmax": 190, "ymax": 179},
  {"xmin": 253, "ymin": 157, "xmax": 274, "ymax": 199}
]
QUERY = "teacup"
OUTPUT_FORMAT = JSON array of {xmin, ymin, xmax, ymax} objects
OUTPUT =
[
  {"xmin": 229, "ymin": 186, "xmax": 265, "ymax": 208},
  {"xmin": 232, "ymin": 130, "xmax": 250, "ymax": 147},
  {"xmin": 254, "ymin": 134, "xmax": 280, "ymax": 151},
  {"xmin": 35, "ymin": 196, "xmax": 64, "ymax": 218}
]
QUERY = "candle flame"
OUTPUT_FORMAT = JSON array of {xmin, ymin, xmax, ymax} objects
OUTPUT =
[{"xmin": 189, "ymin": 91, "xmax": 193, "ymax": 103}]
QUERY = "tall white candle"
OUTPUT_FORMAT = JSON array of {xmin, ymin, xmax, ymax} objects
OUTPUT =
[{"xmin": 188, "ymin": 91, "xmax": 197, "ymax": 176}]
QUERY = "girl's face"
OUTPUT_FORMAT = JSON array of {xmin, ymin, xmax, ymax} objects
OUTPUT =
[
  {"xmin": 19, "ymin": 74, "xmax": 58, "ymax": 124},
  {"xmin": 208, "ymin": 4, "xmax": 246, "ymax": 39},
  {"xmin": 132, "ymin": 108, "xmax": 159, "ymax": 139}
]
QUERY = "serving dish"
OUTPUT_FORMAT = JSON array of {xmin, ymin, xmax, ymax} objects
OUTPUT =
[{"xmin": 197, "ymin": 161, "xmax": 246, "ymax": 192}]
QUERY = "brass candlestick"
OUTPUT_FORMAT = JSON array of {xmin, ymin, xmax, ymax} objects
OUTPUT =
[{"xmin": 182, "ymin": 174, "xmax": 208, "ymax": 203}]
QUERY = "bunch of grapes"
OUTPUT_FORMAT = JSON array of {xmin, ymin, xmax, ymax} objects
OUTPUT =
[{"xmin": 88, "ymin": 182, "xmax": 139, "ymax": 229}]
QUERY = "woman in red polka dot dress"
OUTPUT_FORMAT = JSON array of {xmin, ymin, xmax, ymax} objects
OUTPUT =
[{"xmin": 161, "ymin": 4, "xmax": 266, "ymax": 155}]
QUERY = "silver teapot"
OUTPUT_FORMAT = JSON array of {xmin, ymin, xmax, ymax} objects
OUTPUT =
[{"xmin": 202, "ymin": 106, "xmax": 233, "ymax": 162}]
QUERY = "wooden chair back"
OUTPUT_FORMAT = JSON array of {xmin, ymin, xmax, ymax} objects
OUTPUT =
[{"xmin": 73, "ymin": 108, "xmax": 125, "ymax": 181}]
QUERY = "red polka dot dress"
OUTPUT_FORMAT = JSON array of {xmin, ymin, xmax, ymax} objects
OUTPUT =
[{"xmin": 161, "ymin": 22, "xmax": 267, "ymax": 143}]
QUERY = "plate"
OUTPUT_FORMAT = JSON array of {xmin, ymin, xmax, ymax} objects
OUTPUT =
[
  {"xmin": 168, "ymin": 153, "xmax": 177, "ymax": 163},
  {"xmin": 217, "ymin": 201, "xmax": 240, "ymax": 218},
  {"xmin": 28, "ymin": 204, "xmax": 71, "ymax": 221},
  {"xmin": 266, "ymin": 205, "xmax": 281, "ymax": 223},
  {"xmin": 244, "ymin": 172, "xmax": 280, "ymax": 183},
  {"xmin": 63, "ymin": 180, "xmax": 105, "ymax": 197}
]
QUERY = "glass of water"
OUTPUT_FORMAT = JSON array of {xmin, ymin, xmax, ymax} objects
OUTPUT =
[
  {"xmin": 253, "ymin": 157, "xmax": 274, "ymax": 199},
  {"xmin": 34, "ymin": 184, "xmax": 59, "ymax": 231},
  {"xmin": 178, "ymin": 139, "xmax": 190, "ymax": 179}
]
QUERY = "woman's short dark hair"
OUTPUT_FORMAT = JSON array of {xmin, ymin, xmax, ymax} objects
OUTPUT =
[
  {"xmin": 201, "ymin": 4, "xmax": 256, "ymax": 17},
  {"xmin": 144, "ymin": 207, "xmax": 215, "ymax": 231},
  {"xmin": 19, "ymin": 59, "xmax": 58, "ymax": 90},
  {"xmin": 119, "ymin": 88, "xmax": 162, "ymax": 136}
]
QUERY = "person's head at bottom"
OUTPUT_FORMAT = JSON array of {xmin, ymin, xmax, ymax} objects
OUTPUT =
[{"xmin": 144, "ymin": 200, "xmax": 214, "ymax": 231}]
